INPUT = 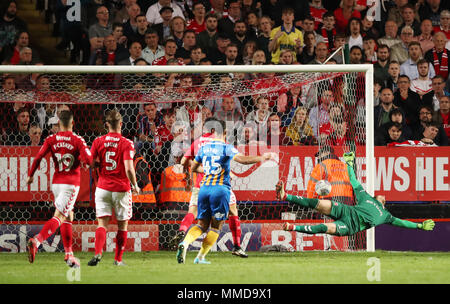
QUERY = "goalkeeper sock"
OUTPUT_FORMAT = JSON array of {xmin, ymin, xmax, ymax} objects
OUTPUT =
[
  {"xmin": 182, "ymin": 224, "xmax": 204, "ymax": 246},
  {"xmin": 35, "ymin": 216, "xmax": 61, "ymax": 245},
  {"xmin": 94, "ymin": 226, "xmax": 107, "ymax": 256},
  {"xmin": 228, "ymin": 215, "xmax": 241, "ymax": 247},
  {"xmin": 179, "ymin": 212, "xmax": 195, "ymax": 233},
  {"xmin": 115, "ymin": 230, "xmax": 127, "ymax": 262},
  {"xmin": 60, "ymin": 221, "xmax": 73, "ymax": 254},
  {"xmin": 287, "ymin": 195, "xmax": 319, "ymax": 209},
  {"xmin": 197, "ymin": 228, "xmax": 220, "ymax": 260},
  {"xmin": 294, "ymin": 224, "xmax": 328, "ymax": 234}
]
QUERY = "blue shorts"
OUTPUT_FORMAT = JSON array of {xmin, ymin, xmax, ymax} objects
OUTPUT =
[{"xmin": 197, "ymin": 185, "xmax": 230, "ymax": 221}]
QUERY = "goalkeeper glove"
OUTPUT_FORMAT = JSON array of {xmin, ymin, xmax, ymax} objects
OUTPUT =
[
  {"xmin": 418, "ymin": 219, "xmax": 435, "ymax": 231},
  {"xmin": 343, "ymin": 152, "xmax": 355, "ymax": 168},
  {"xmin": 275, "ymin": 180, "xmax": 287, "ymax": 201}
]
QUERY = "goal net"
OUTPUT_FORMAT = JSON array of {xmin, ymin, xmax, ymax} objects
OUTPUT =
[{"xmin": 0, "ymin": 64, "xmax": 374, "ymax": 254}]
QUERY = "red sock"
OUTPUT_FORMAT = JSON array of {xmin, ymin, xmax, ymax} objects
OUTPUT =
[
  {"xmin": 228, "ymin": 215, "xmax": 241, "ymax": 247},
  {"xmin": 179, "ymin": 212, "xmax": 195, "ymax": 233},
  {"xmin": 115, "ymin": 230, "xmax": 127, "ymax": 262},
  {"xmin": 94, "ymin": 227, "xmax": 106, "ymax": 256},
  {"xmin": 36, "ymin": 217, "xmax": 61, "ymax": 244},
  {"xmin": 60, "ymin": 221, "xmax": 73, "ymax": 254}
]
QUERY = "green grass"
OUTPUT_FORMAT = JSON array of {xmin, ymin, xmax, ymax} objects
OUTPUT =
[{"xmin": 1, "ymin": 251, "xmax": 450, "ymax": 284}]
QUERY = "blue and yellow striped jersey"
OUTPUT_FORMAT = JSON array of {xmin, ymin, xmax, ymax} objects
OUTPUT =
[{"xmin": 194, "ymin": 139, "xmax": 239, "ymax": 188}]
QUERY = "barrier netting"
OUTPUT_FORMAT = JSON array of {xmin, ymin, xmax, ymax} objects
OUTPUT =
[{"xmin": 0, "ymin": 69, "xmax": 368, "ymax": 252}]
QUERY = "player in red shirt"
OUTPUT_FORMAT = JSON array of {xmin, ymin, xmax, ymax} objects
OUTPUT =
[
  {"xmin": 170, "ymin": 117, "xmax": 248, "ymax": 257},
  {"xmin": 26, "ymin": 110, "xmax": 93, "ymax": 268},
  {"xmin": 88, "ymin": 110, "xmax": 140, "ymax": 266}
]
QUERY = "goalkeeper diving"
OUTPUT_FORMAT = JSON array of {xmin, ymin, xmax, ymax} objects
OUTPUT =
[{"xmin": 276, "ymin": 152, "xmax": 435, "ymax": 235}]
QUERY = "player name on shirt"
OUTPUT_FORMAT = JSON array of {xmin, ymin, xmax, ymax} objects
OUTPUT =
[
  {"xmin": 52, "ymin": 142, "xmax": 74, "ymax": 150},
  {"xmin": 202, "ymin": 146, "xmax": 222, "ymax": 154}
]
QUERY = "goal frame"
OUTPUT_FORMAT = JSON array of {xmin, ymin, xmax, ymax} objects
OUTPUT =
[{"xmin": 1, "ymin": 64, "xmax": 375, "ymax": 252}]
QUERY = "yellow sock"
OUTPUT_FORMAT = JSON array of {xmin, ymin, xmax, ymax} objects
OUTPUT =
[
  {"xmin": 183, "ymin": 225, "xmax": 204, "ymax": 246},
  {"xmin": 197, "ymin": 228, "xmax": 220, "ymax": 260}
]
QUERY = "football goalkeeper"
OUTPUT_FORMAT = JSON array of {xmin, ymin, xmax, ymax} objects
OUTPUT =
[{"xmin": 277, "ymin": 152, "xmax": 435, "ymax": 236}]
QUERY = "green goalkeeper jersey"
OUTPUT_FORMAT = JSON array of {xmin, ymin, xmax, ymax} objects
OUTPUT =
[
  {"xmin": 353, "ymin": 192, "xmax": 395, "ymax": 231},
  {"xmin": 347, "ymin": 163, "xmax": 418, "ymax": 231}
]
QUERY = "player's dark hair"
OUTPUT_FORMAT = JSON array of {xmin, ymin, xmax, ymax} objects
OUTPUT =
[
  {"xmin": 58, "ymin": 110, "xmax": 74, "ymax": 127},
  {"xmin": 204, "ymin": 117, "xmax": 226, "ymax": 135},
  {"xmin": 105, "ymin": 109, "xmax": 122, "ymax": 129}
]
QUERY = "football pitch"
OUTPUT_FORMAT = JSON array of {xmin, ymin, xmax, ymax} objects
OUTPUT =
[{"xmin": 1, "ymin": 251, "xmax": 450, "ymax": 284}]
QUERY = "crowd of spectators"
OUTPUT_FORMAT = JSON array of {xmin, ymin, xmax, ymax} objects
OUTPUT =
[{"xmin": 0, "ymin": 0, "xmax": 449, "ymax": 165}]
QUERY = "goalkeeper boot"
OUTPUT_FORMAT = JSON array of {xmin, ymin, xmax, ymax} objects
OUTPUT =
[
  {"xmin": 87, "ymin": 254, "xmax": 102, "ymax": 266},
  {"xmin": 176, "ymin": 242, "xmax": 187, "ymax": 264},
  {"xmin": 283, "ymin": 222, "xmax": 295, "ymax": 231},
  {"xmin": 170, "ymin": 230, "xmax": 185, "ymax": 251},
  {"xmin": 231, "ymin": 245, "xmax": 248, "ymax": 258},
  {"xmin": 27, "ymin": 238, "xmax": 38, "ymax": 263},
  {"xmin": 343, "ymin": 152, "xmax": 355, "ymax": 168},
  {"xmin": 65, "ymin": 255, "xmax": 80, "ymax": 268},
  {"xmin": 194, "ymin": 257, "xmax": 211, "ymax": 264}
]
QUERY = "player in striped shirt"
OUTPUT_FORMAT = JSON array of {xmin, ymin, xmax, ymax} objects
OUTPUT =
[
  {"xmin": 171, "ymin": 117, "xmax": 248, "ymax": 257},
  {"xmin": 26, "ymin": 110, "xmax": 93, "ymax": 268},
  {"xmin": 176, "ymin": 118, "xmax": 275, "ymax": 264}
]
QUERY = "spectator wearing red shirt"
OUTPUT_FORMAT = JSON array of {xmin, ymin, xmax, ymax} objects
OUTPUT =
[
  {"xmin": 154, "ymin": 108, "xmax": 176, "ymax": 154},
  {"xmin": 318, "ymin": 11, "xmax": 337, "ymax": 52},
  {"xmin": 2, "ymin": 31, "xmax": 40, "ymax": 65},
  {"xmin": 187, "ymin": 2, "xmax": 206, "ymax": 34},
  {"xmin": 334, "ymin": 0, "xmax": 361, "ymax": 34},
  {"xmin": 433, "ymin": 10, "xmax": 450, "ymax": 41},
  {"xmin": 152, "ymin": 38, "xmax": 184, "ymax": 65},
  {"xmin": 433, "ymin": 95, "xmax": 450, "ymax": 141},
  {"xmin": 309, "ymin": 0, "xmax": 327, "ymax": 30}
]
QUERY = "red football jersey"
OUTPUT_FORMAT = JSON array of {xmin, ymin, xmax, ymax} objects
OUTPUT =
[
  {"xmin": 183, "ymin": 132, "xmax": 213, "ymax": 187},
  {"xmin": 91, "ymin": 132, "xmax": 135, "ymax": 192},
  {"xmin": 28, "ymin": 131, "xmax": 93, "ymax": 186},
  {"xmin": 154, "ymin": 124, "xmax": 174, "ymax": 148}
]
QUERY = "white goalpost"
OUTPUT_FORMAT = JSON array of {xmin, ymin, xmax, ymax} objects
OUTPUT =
[{"xmin": 0, "ymin": 64, "xmax": 374, "ymax": 253}]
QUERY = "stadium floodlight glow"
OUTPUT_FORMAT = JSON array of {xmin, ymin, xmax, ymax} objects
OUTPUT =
[{"xmin": 0, "ymin": 63, "xmax": 374, "ymax": 252}]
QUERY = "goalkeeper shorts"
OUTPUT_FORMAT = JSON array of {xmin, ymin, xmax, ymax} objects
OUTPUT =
[
  {"xmin": 95, "ymin": 187, "xmax": 133, "ymax": 221},
  {"xmin": 329, "ymin": 201, "xmax": 360, "ymax": 236}
]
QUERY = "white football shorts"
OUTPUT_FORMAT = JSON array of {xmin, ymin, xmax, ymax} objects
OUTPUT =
[
  {"xmin": 95, "ymin": 187, "xmax": 133, "ymax": 221},
  {"xmin": 189, "ymin": 187, "xmax": 236, "ymax": 207},
  {"xmin": 51, "ymin": 184, "xmax": 80, "ymax": 217}
]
